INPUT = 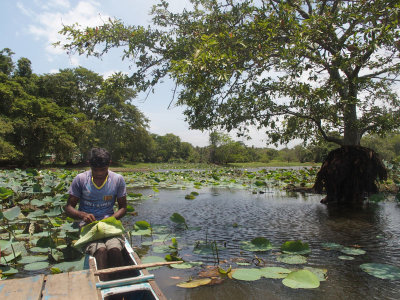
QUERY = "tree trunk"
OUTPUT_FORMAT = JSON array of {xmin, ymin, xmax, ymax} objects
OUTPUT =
[
  {"xmin": 313, "ymin": 146, "xmax": 387, "ymax": 205},
  {"xmin": 343, "ymin": 103, "xmax": 360, "ymax": 146}
]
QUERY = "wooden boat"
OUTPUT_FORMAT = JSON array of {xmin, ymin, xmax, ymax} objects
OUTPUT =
[{"xmin": 84, "ymin": 238, "xmax": 168, "ymax": 300}]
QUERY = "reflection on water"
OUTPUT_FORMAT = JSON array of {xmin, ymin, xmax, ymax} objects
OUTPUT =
[{"xmin": 126, "ymin": 187, "xmax": 400, "ymax": 300}]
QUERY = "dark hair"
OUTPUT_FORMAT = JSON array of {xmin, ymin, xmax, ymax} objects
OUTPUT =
[{"xmin": 88, "ymin": 148, "xmax": 111, "ymax": 168}]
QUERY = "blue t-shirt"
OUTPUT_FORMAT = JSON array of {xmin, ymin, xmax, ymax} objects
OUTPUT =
[{"xmin": 68, "ymin": 170, "xmax": 126, "ymax": 220}]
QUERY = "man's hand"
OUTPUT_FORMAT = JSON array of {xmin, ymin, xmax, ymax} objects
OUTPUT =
[{"xmin": 82, "ymin": 212, "xmax": 96, "ymax": 224}]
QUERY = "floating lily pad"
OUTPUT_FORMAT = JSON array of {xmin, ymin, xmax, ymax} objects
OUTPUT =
[
  {"xmin": 141, "ymin": 256, "xmax": 166, "ymax": 270},
  {"xmin": 1, "ymin": 251, "xmax": 21, "ymax": 263},
  {"xmin": 281, "ymin": 240, "xmax": 310, "ymax": 254},
  {"xmin": 140, "ymin": 241, "xmax": 153, "ymax": 246},
  {"xmin": 232, "ymin": 268, "xmax": 262, "ymax": 281},
  {"xmin": 24, "ymin": 261, "xmax": 49, "ymax": 271},
  {"xmin": 152, "ymin": 245, "xmax": 172, "ymax": 253},
  {"xmin": 18, "ymin": 255, "xmax": 48, "ymax": 264},
  {"xmin": 321, "ymin": 242, "xmax": 343, "ymax": 250},
  {"xmin": 240, "ymin": 237, "xmax": 273, "ymax": 252},
  {"xmin": 236, "ymin": 262, "xmax": 251, "ymax": 266},
  {"xmin": 171, "ymin": 262, "xmax": 195, "ymax": 269},
  {"xmin": 277, "ymin": 254, "xmax": 308, "ymax": 265},
  {"xmin": 282, "ymin": 270, "xmax": 320, "ymax": 289},
  {"xmin": 259, "ymin": 267, "xmax": 291, "ymax": 279},
  {"xmin": 304, "ymin": 267, "xmax": 328, "ymax": 281},
  {"xmin": 338, "ymin": 255, "xmax": 355, "ymax": 260},
  {"xmin": 360, "ymin": 263, "xmax": 400, "ymax": 280},
  {"xmin": 340, "ymin": 247, "xmax": 366, "ymax": 256},
  {"xmin": 131, "ymin": 229, "xmax": 152, "ymax": 236},
  {"xmin": 52, "ymin": 258, "xmax": 84, "ymax": 272},
  {"xmin": 177, "ymin": 278, "xmax": 211, "ymax": 288},
  {"xmin": 0, "ymin": 266, "xmax": 18, "ymax": 276},
  {"xmin": 29, "ymin": 247, "xmax": 49, "ymax": 253}
]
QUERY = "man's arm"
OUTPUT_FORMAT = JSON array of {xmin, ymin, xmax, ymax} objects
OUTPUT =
[
  {"xmin": 65, "ymin": 195, "xmax": 96, "ymax": 223},
  {"xmin": 112, "ymin": 196, "xmax": 127, "ymax": 220}
]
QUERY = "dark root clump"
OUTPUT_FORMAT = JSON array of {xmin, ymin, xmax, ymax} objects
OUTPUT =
[
  {"xmin": 88, "ymin": 148, "xmax": 111, "ymax": 168},
  {"xmin": 313, "ymin": 146, "xmax": 387, "ymax": 204}
]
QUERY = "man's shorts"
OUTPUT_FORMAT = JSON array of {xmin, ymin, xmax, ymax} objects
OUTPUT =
[{"xmin": 85, "ymin": 236, "xmax": 124, "ymax": 256}]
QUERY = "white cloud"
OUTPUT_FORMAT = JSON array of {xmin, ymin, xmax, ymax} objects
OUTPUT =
[
  {"xmin": 17, "ymin": 1, "xmax": 109, "ymax": 58},
  {"xmin": 102, "ymin": 70, "xmax": 128, "ymax": 79}
]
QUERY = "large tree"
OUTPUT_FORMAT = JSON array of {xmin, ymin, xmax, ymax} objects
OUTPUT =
[{"xmin": 58, "ymin": 0, "xmax": 400, "ymax": 201}]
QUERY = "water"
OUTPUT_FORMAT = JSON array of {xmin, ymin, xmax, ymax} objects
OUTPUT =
[{"xmin": 126, "ymin": 187, "xmax": 400, "ymax": 300}]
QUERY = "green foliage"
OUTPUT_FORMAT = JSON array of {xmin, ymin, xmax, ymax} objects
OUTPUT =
[
  {"xmin": 170, "ymin": 212, "xmax": 188, "ymax": 229},
  {"xmin": 57, "ymin": 0, "xmax": 400, "ymax": 147},
  {"xmin": 281, "ymin": 240, "xmax": 311, "ymax": 255}
]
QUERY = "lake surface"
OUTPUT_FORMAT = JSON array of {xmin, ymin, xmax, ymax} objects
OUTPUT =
[{"xmin": 126, "ymin": 187, "xmax": 400, "ymax": 300}]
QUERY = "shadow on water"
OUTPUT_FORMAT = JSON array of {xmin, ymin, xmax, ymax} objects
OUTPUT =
[{"xmin": 126, "ymin": 187, "xmax": 400, "ymax": 300}]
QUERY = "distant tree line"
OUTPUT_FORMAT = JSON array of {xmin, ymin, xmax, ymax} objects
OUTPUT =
[{"xmin": 1, "ymin": 49, "xmax": 399, "ymax": 167}]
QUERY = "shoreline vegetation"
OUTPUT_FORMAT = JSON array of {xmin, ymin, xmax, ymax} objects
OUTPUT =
[{"xmin": 3, "ymin": 160, "xmax": 396, "ymax": 197}]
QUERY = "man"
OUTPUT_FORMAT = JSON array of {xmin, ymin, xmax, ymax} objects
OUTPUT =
[{"xmin": 65, "ymin": 148, "xmax": 127, "ymax": 280}]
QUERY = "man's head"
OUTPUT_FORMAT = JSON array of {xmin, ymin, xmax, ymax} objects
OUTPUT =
[
  {"xmin": 88, "ymin": 148, "xmax": 111, "ymax": 180},
  {"xmin": 88, "ymin": 148, "xmax": 111, "ymax": 167}
]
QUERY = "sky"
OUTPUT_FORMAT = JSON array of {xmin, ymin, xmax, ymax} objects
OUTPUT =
[{"xmin": 0, "ymin": 0, "xmax": 272, "ymax": 148}]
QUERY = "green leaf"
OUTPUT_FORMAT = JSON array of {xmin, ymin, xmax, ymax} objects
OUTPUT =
[
  {"xmin": 18, "ymin": 255, "xmax": 48, "ymax": 264},
  {"xmin": 135, "ymin": 220, "xmax": 151, "ymax": 229},
  {"xmin": 277, "ymin": 254, "xmax": 308, "ymax": 265},
  {"xmin": 240, "ymin": 237, "xmax": 273, "ymax": 252},
  {"xmin": 232, "ymin": 268, "xmax": 262, "ymax": 281},
  {"xmin": 360, "ymin": 263, "xmax": 400, "ymax": 280},
  {"xmin": 282, "ymin": 270, "xmax": 320, "ymax": 289},
  {"xmin": 24, "ymin": 261, "xmax": 49, "ymax": 271},
  {"xmin": 170, "ymin": 212, "xmax": 188, "ymax": 228},
  {"xmin": 74, "ymin": 217, "xmax": 125, "ymax": 248},
  {"xmin": 177, "ymin": 278, "xmax": 211, "ymax": 288},
  {"xmin": 0, "ymin": 266, "xmax": 18, "ymax": 276},
  {"xmin": 340, "ymin": 247, "xmax": 366, "ymax": 256},
  {"xmin": 259, "ymin": 266, "xmax": 291, "ymax": 279},
  {"xmin": 3, "ymin": 206, "xmax": 21, "ymax": 221},
  {"xmin": 281, "ymin": 240, "xmax": 310, "ymax": 254}
]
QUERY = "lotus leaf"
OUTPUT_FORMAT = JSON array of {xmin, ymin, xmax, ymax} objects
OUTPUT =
[
  {"xmin": 141, "ymin": 256, "xmax": 166, "ymax": 270},
  {"xmin": 2, "ymin": 206, "xmax": 21, "ymax": 221},
  {"xmin": 338, "ymin": 255, "xmax": 354, "ymax": 260},
  {"xmin": 0, "ymin": 266, "xmax": 18, "ymax": 276},
  {"xmin": 360, "ymin": 263, "xmax": 400, "ymax": 280},
  {"xmin": 24, "ymin": 261, "xmax": 49, "ymax": 271},
  {"xmin": 36, "ymin": 236, "xmax": 56, "ymax": 248},
  {"xmin": 30, "ymin": 199, "xmax": 45, "ymax": 207},
  {"xmin": 18, "ymin": 255, "xmax": 48, "ymax": 264},
  {"xmin": 304, "ymin": 267, "xmax": 328, "ymax": 281},
  {"xmin": 177, "ymin": 278, "xmax": 212, "ymax": 288},
  {"xmin": 259, "ymin": 267, "xmax": 291, "ymax": 279},
  {"xmin": 282, "ymin": 270, "xmax": 320, "ymax": 289},
  {"xmin": 0, "ymin": 187, "xmax": 13, "ymax": 199},
  {"xmin": 277, "ymin": 254, "xmax": 308, "ymax": 265},
  {"xmin": 340, "ymin": 247, "xmax": 366, "ymax": 256},
  {"xmin": 170, "ymin": 262, "xmax": 194, "ymax": 269},
  {"xmin": 47, "ymin": 206, "xmax": 63, "ymax": 217},
  {"xmin": 74, "ymin": 217, "xmax": 125, "ymax": 248},
  {"xmin": 232, "ymin": 268, "xmax": 262, "ymax": 281},
  {"xmin": 281, "ymin": 240, "xmax": 310, "ymax": 254},
  {"xmin": 131, "ymin": 229, "xmax": 152, "ymax": 236},
  {"xmin": 1, "ymin": 251, "xmax": 21, "ymax": 263},
  {"xmin": 30, "ymin": 247, "xmax": 49, "ymax": 253},
  {"xmin": 27, "ymin": 209, "xmax": 45, "ymax": 219},
  {"xmin": 52, "ymin": 257, "xmax": 85, "ymax": 272},
  {"xmin": 170, "ymin": 213, "xmax": 186, "ymax": 225},
  {"xmin": 240, "ymin": 237, "xmax": 273, "ymax": 252},
  {"xmin": 321, "ymin": 242, "xmax": 343, "ymax": 250}
]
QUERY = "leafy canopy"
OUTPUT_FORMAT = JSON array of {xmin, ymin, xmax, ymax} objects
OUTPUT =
[{"xmin": 58, "ymin": 0, "xmax": 400, "ymax": 146}]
